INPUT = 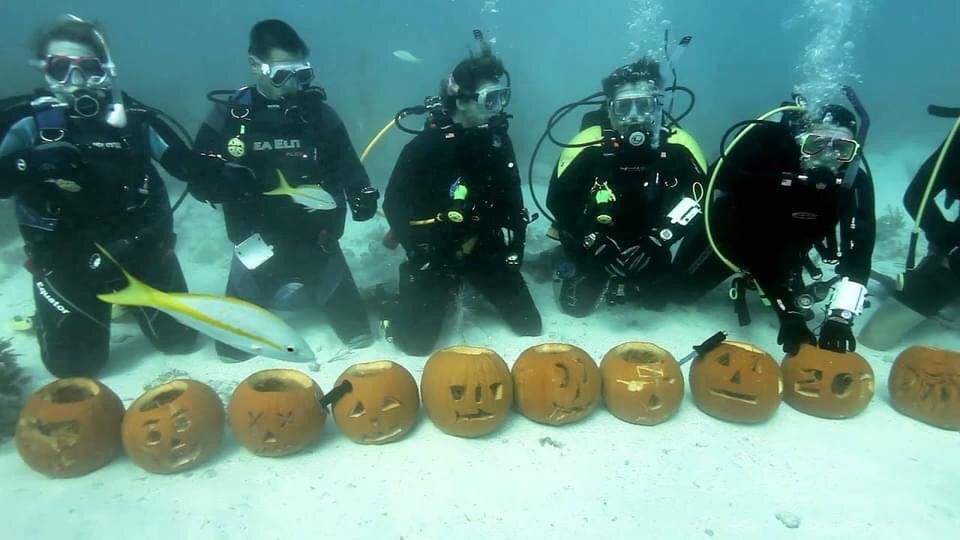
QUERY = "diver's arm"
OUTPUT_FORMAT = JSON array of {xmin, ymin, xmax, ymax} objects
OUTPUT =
[
  {"xmin": 0, "ymin": 115, "xmax": 41, "ymax": 198},
  {"xmin": 146, "ymin": 111, "xmax": 261, "ymax": 203},
  {"xmin": 383, "ymin": 141, "xmax": 420, "ymax": 249},
  {"xmin": 837, "ymin": 169, "xmax": 876, "ymax": 284},
  {"xmin": 546, "ymin": 151, "xmax": 594, "ymax": 256},
  {"xmin": 904, "ymin": 141, "xmax": 959, "ymax": 250},
  {"xmin": 318, "ymin": 105, "xmax": 371, "ymax": 196}
]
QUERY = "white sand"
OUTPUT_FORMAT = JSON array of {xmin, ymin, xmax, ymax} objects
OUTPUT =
[{"xmin": 1, "ymin": 177, "xmax": 959, "ymax": 540}]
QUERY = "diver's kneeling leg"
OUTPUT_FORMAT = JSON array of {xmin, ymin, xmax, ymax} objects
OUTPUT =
[
  {"xmin": 860, "ymin": 256, "xmax": 960, "ymax": 350},
  {"xmin": 323, "ymin": 270, "xmax": 373, "ymax": 349},
  {"xmin": 553, "ymin": 262, "xmax": 607, "ymax": 318},
  {"xmin": 131, "ymin": 251, "xmax": 199, "ymax": 354},
  {"xmin": 473, "ymin": 267, "xmax": 543, "ymax": 336},
  {"xmin": 390, "ymin": 261, "xmax": 456, "ymax": 356},
  {"xmin": 214, "ymin": 256, "xmax": 267, "ymax": 363},
  {"xmin": 33, "ymin": 273, "xmax": 112, "ymax": 378},
  {"xmin": 858, "ymin": 298, "xmax": 927, "ymax": 351}
]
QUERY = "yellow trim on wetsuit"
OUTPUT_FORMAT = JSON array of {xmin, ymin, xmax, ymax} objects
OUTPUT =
[{"xmin": 555, "ymin": 125, "xmax": 708, "ymax": 179}]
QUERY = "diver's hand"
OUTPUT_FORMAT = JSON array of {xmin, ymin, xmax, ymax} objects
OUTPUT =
[
  {"xmin": 31, "ymin": 141, "xmax": 83, "ymax": 178},
  {"xmin": 350, "ymin": 187, "xmax": 379, "ymax": 222},
  {"xmin": 819, "ymin": 315, "xmax": 857, "ymax": 353},
  {"xmin": 777, "ymin": 312, "xmax": 817, "ymax": 355},
  {"xmin": 948, "ymin": 246, "xmax": 960, "ymax": 278}
]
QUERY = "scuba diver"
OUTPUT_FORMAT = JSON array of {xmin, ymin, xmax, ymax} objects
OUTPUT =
[
  {"xmin": 0, "ymin": 16, "xmax": 261, "ymax": 378},
  {"xmin": 381, "ymin": 32, "xmax": 542, "ymax": 356},
  {"xmin": 859, "ymin": 105, "xmax": 960, "ymax": 350},
  {"xmin": 671, "ymin": 92, "xmax": 876, "ymax": 355},
  {"xmin": 193, "ymin": 19, "xmax": 379, "ymax": 361},
  {"xmin": 544, "ymin": 57, "xmax": 707, "ymax": 315}
]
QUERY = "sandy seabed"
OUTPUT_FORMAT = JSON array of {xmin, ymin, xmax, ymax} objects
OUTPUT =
[{"xmin": 1, "ymin": 154, "xmax": 959, "ymax": 540}]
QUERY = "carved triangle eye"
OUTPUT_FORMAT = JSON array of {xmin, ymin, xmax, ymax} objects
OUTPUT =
[
  {"xmin": 382, "ymin": 398, "xmax": 400, "ymax": 411},
  {"xmin": 349, "ymin": 401, "xmax": 366, "ymax": 417},
  {"xmin": 450, "ymin": 386, "xmax": 465, "ymax": 401}
]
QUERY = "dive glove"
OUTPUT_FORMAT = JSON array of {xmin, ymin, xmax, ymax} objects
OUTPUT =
[
  {"xmin": 777, "ymin": 312, "xmax": 817, "ymax": 355},
  {"xmin": 350, "ymin": 187, "xmax": 380, "ymax": 222}
]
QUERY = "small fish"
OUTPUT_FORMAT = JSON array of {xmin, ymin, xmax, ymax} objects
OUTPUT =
[
  {"xmin": 94, "ymin": 245, "xmax": 315, "ymax": 362},
  {"xmin": 263, "ymin": 169, "xmax": 338, "ymax": 211},
  {"xmin": 392, "ymin": 50, "xmax": 423, "ymax": 64}
]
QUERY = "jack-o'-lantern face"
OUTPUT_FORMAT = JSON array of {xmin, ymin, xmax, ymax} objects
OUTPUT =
[
  {"xmin": 690, "ymin": 342, "xmax": 782, "ymax": 423},
  {"xmin": 228, "ymin": 369, "xmax": 327, "ymax": 457},
  {"xmin": 333, "ymin": 361, "xmax": 419, "ymax": 444},
  {"xmin": 421, "ymin": 346, "xmax": 514, "ymax": 438},
  {"xmin": 889, "ymin": 346, "xmax": 960, "ymax": 430},
  {"xmin": 601, "ymin": 342, "xmax": 684, "ymax": 425},
  {"xmin": 782, "ymin": 345, "xmax": 874, "ymax": 419},
  {"xmin": 122, "ymin": 380, "xmax": 225, "ymax": 474},
  {"xmin": 513, "ymin": 343, "xmax": 601, "ymax": 425}
]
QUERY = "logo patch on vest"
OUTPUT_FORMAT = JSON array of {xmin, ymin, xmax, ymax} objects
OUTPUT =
[{"xmin": 252, "ymin": 139, "xmax": 302, "ymax": 151}]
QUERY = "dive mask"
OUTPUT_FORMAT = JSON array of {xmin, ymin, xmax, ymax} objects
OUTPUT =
[
  {"xmin": 799, "ymin": 132, "xmax": 860, "ymax": 163},
  {"xmin": 257, "ymin": 59, "xmax": 314, "ymax": 87},
  {"xmin": 609, "ymin": 85, "xmax": 663, "ymax": 147},
  {"xmin": 34, "ymin": 54, "xmax": 112, "ymax": 87},
  {"xmin": 472, "ymin": 84, "xmax": 511, "ymax": 113}
]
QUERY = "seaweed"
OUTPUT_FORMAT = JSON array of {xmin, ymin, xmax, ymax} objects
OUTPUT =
[
  {"xmin": 877, "ymin": 204, "xmax": 908, "ymax": 240},
  {"xmin": 0, "ymin": 338, "xmax": 29, "ymax": 443}
]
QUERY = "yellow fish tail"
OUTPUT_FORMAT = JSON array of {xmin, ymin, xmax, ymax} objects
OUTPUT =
[
  {"xmin": 93, "ymin": 243, "xmax": 160, "ymax": 307},
  {"xmin": 263, "ymin": 169, "xmax": 292, "ymax": 196}
]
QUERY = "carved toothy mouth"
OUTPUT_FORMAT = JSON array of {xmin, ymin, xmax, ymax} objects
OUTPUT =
[
  {"xmin": 548, "ymin": 403, "xmax": 591, "ymax": 422},
  {"xmin": 360, "ymin": 427, "xmax": 404, "ymax": 443},
  {"xmin": 709, "ymin": 390, "xmax": 758, "ymax": 404},
  {"xmin": 455, "ymin": 409, "xmax": 495, "ymax": 421}
]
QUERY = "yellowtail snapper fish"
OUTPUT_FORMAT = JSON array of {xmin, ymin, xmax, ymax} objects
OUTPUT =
[
  {"xmin": 93, "ymin": 244, "xmax": 315, "ymax": 362},
  {"xmin": 263, "ymin": 169, "xmax": 338, "ymax": 211},
  {"xmin": 392, "ymin": 50, "xmax": 423, "ymax": 64}
]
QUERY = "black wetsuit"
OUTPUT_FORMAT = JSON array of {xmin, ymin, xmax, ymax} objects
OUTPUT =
[
  {"xmin": 383, "ymin": 119, "xmax": 542, "ymax": 356},
  {"xmin": 546, "ymin": 133, "xmax": 706, "ymax": 316},
  {"xmin": 673, "ymin": 123, "xmax": 876, "ymax": 335},
  {"xmin": 0, "ymin": 92, "xmax": 248, "ymax": 378},
  {"xmin": 898, "ymin": 136, "xmax": 960, "ymax": 315},
  {"xmin": 194, "ymin": 87, "xmax": 373, "ymax": 359}
]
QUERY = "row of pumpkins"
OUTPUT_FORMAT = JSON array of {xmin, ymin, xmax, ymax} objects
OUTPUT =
[{"xmin": 13, "ymin": 340, "xmax": 960, "ymax": 478}]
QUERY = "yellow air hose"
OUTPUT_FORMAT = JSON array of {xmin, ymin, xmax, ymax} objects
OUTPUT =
[
  {"xmin": 360, "ymin": 118, "xmax": 398, "ymax": 163},
  {"xmin": 903, "ymin": 114, "xmax": 960, "ymax": 281},
  {"xmin": 704, "ymin": 105, "xmax": 806, "ymax": 272}
]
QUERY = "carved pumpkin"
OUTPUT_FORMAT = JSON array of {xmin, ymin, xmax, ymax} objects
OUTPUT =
[
  {"xmin": 228, "ymin": 369, "xmax": 326, "ymax": 456},
  {"xmin": 782, "ymin": 345, "xmax": 874, "ymax": 419},
  {"xmin": 421, "ymin": 346, "xmax": 513, "ymax": 437},
  {"xmin": 601, "ymin": 342, "xmax": 684, "ymax": 425},
  {"xmin": 512, "ymin": 343, "xmax": 601, "ymax": 425},
  {"xmin": 332, "ymin": 361, "xmax": 419, "ymax": 444},
  {"xmin": 889, "ymin": 346, "xmax": 960, "ymax": 430},
  {"xmin": 690, "ymin": 341, "xmax": 782, "ymax": 424},
  {"xmin": 15, "ymin": 378, "xmax": 124, "ymax": 478},
  {"xmin": 122, "ymin": 380, "xmax": 225, "ymax": 473}
]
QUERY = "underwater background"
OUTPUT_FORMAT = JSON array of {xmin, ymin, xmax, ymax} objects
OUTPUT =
[{"xmin": 1, "ymin": 1, "xmax": 959, "ymax": 539}]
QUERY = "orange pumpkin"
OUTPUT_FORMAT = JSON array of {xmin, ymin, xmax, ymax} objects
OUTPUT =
[
  {"xmin": 782, "ymin": 345, "xmax": 874, "ymax": 419},
  {"xmin": 690, "ymin": 341, "xmax": 782, "ymax": 423},
  {"xmin": 122, "ymin": 380, "xmax": 225, "ymax": 473},
  {"xmin": 512, "ymin": 343, "xmax": 601, "ymax": 425},
  {"xmin": 421, "ymin": 346, "xmax": 513, "ymax": 437},
  {"xmin": 228, "ymin": 369, "xmax": 326, "ymax": 456},
  {"xmin": 15, "ymin": 378, "xmax": 124, "ymax": 478},
  {"xmin": 601, "ymin": 342, "xmax": 684, "ymax": 425},
  {"xmin": 332, "ymin": 361, "xmax": 419, "ymax": 444},
  {"xmin": 889, "ymin": 346, "xmax": 960, "ymax": 430}
]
